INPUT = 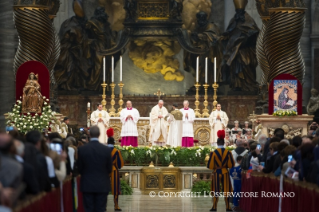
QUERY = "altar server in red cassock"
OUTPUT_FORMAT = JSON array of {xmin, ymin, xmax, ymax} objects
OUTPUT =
[
  {"xmin": 107, "ymin": 128, "xmax": 124, "ymax": 211},
  {"xmin": 207, "ymin": 130, "xmax": 235, "ymax": 211}
]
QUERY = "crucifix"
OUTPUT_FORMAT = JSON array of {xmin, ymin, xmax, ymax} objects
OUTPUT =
[{"xmin": 154, "ymin": 89, "xmax": 164, "ymax": 100}]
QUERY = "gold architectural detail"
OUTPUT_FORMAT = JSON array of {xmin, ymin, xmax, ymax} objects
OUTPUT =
[
  {"xmin": 140, "ymin": 167, "xmax": 181, "ymax": 194},
  {"xmin": 149, "ymin": 161, "xmax": 155, "ymax": 167},
  {"xmin": 233, "ymin": 0, "xmax": 248, "ymax": 10},
  {"xmin": 202, "ymin": 83, "xmax": 210, "ymax": 118},
  {"xmin": 205, "ymin": 153, "xmax": 210, "ymax": 166},
  {"xmin": 194, "ymin": 83, "xmax": 201, "ymax": 118},
  {"xmin": 101, "ymin": 82, "xmax": 108, "ymax": 111},
  {"xmin": 116, "ymin": 81, "xmax": 124, "ymax": 117},
  {"xmin": 154, "ymin": 89, "xmax": 165, "ymax": 100},
  {"xmin": 212, "ymin": 82, "xmax": 219, "ymax": 111},
  {"xmin": 168, "ymin": 162, "xmax": 174, "ymax": 167},
  {"xmin": 268, "ymin": 124, "xmax": 302, "ymax": 139},
  {"xmin": 194, "ymin": 126, "xmax": 211, "ymax": 146},
  {"xmin": 22, "ymin": 73, "xmax": 44, "ymax": 113},
  {"xmin": 109, "ymin": 82, "xmax": 116, "ymax": 117},
  {"xmin": 137, "ymin": 0, "xmax": 169, "ymax": 20}
]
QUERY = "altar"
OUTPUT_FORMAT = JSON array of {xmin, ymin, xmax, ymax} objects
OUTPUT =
[{"xmin": 109, "ymin": 117, "xmax": 211, "ymax": 146}]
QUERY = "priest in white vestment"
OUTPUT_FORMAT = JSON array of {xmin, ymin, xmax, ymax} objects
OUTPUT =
[
  {"xmin": 180, "ymin": 100, "xmax": 195, "ymax": 147},
  {"xmin": 90, "ymin": 103, "xmax": 110, "ymax": 144},
  {"xmin": 209, "ymin": 104, "xmax": 229, "ymax": 146},
  {"xmin": 120, "ymin": 101, "xmax": 140, "ymax": 147},
  {"xmin": 166, "ymin": 104, "xmax": 183, "ymax": 147},
  {"xmin": 149, "ymin": 100, "xmax": 169, "ymax": 146}
]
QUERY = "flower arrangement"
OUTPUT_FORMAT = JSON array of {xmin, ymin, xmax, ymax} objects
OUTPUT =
[
  {"xmin": 273, "ymin": 110, "xmax": 297, "ymax": 117},
  {"xmin": 115, "ymin": 145, "xmax": 236, "ymax": 166},
  {"xmin": 6, "ymin": 97, "xmax": 54, "ymax": 134}
]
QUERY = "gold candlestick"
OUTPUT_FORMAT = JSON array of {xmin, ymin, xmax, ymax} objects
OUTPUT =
[
  {"xmin": 86, "ymin": 107, "xmax": 91, "ymax": 127},
  {"xmin": 116, "ymin": 81, "xmax": 124, "ymax": 117},
  {"xmin": 212, "ymin": 82, "xmax": 219, "ymax": 111},
  {"xmin": 202, "ymin": 83, "xmax": 210, "ymax": 117},
  {"xmin": 194, "ymin": 82, "xmax": 201, "ymax": 118},
  {"xmin": 101, "ymin": 81, "xmax": 107, "ymax": 111},
  {"xmin": 109, "ymin": 82, "xmax": 116, "ymax": 117}
]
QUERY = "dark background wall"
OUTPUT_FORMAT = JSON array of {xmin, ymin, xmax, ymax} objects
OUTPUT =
[{"xmin": 0, "ymin": 0, "xmax": 18, "ymax": 129}]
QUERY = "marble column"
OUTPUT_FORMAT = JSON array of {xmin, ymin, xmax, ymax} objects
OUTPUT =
[{"xmin": 0, "ymin": 0, "xmax": 17, "ymax": 129}]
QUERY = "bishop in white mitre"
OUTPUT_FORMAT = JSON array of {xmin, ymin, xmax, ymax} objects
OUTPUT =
[
  {"xmin": 90, "ymin": 103, "xmax": 110, "ymax": 144},
  {"xmin": 209, "ymin": 103, "xmax": 229, "ymax": 146},
  {"xmin": 149, "ymin": 100, "xmax": 169, "ymax": 146},
  {"xmin": 166, "ymin": 104, "xmax": 183, "ymax": 147},
  {"xmin": 180, "ymin": 100, "xmax": 195, "ymax": 147},
  {"xmin": 120, "ymin": 101, "xmax": 140, "ymax": 147}
]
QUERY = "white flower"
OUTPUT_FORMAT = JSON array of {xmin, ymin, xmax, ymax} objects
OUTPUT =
[
  {"xmin": 17, "ymin": 128, "xmax": 20, "ymax": 130},
  {"xmin": 46, "ymin": 99, "xmax": 49, "ymax": 102},
  {"xmin": 44, "ymin": 102, "xmax": 47, "ymax": 105},
  {"xmin": 48, "ymin": 106, "xmax": 51, "ymax": 108},
  {"xmin": 130, "ymin": 149, "xmax": 135, "ymax": 155},
  {"xmin": 13, "ymin": 109, "xmax": 16, "ymax": 112},
  {"xmin": 23, "ymin": 125, "xmax": 26, "ymax": 129},
  {"xmin": 17, "ymin": 106, "xmax": 20, "ymax": 109},
  {"xmin": 43, "ymin": 96, "xmax": 46, "ymax": 99},
  {"xmin": 30, "ymin": 126, "xmax": 33, "ymax": 129},
  {"xmin": 27, "ymin": 112, "xmax": 30, "ymax": 115}
]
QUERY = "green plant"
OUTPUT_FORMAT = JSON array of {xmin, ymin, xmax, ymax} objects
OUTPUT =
[
  {"xmin": 191, "ymin": 180, "xmax": 211, "ymax": 195},
  {"xmin": 273, "ymin": 110, "xmax": 297, "ymax": 117},
  {"xmin": 120, "ymin": 179, "xmax": 133, "ymax": 195}
]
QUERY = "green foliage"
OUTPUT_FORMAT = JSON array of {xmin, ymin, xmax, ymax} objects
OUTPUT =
[
  {"xmin": 6, "ymin": 98, "xmax": 54, "ymax": 134},
  {"xmin": 191, "ymin": 180, "xmax": 211, "ymax": 195},
  {"xmin": 273, "ymin": 110, "xmax": 297, "ymax": 117},
  {"xmin": 120, "ymin": 180, "xmax": 133, "ymax": 195},
  {"xmin": 116, "ymin": 145, "xmax": 235, "ymax": 166}
]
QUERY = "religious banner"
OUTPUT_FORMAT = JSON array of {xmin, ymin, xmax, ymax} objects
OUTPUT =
[
  {"xmin": 273, "ymin": 80, "xmax": 297, "ymax": 112},
  {"xmin": 268, "ymin": 74, "xmax": 302, "ymax": 115}
]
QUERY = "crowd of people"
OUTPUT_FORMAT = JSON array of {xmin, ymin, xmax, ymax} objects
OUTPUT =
[
  {"xmin": 226, "ymin": 123, "xmax": 319, "ymax": 211},
  {"xmin": 0, "ymin": 125, "xmax": 124, "ymax": 212},
  {"xmin": 0, "ymin": 127, "xmax": 83, "ymax": 211}
]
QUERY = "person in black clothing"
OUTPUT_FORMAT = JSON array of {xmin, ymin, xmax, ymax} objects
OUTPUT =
[
  {"xmin": 300, "ymin": 143, "xmax": 315, "ymax": 182},
  {"xmin": 13, "ymin": 140, "xmax": 39, "ymax": 195},
  {"xmin": 292, "ymin": 136, "xmax": 302, "ymax": 148},
  {"xmin": 272, "ymin": 142, "xmax": 288, "ymax": 174},
  {"xmin": 258, "ymin": 142, "xmax": 280, "ymax": 173},
  {"xmin": 25, "ymin": 131, "xmax": 51, "ymax": 192},
  {"xmin": 261, "ymin": 136, "xmax": 282, "ymax": 163},
  {"xmin": 77, "ymin": 126, "xmax": 113, "ymax": 212}
]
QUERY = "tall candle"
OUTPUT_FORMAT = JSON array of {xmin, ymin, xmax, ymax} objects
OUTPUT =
[
  {"xmin": 214, "ymin": 57, "xmax": 216, "ymax": 83},
  {"xmin": 196, "ymin": 56, "xmax": 199, "ymax": 83},
  {"xmin": 103, "ymin": 56, "xmax": 105, "ymax": 82},
  {"xmin": 120, "ymin": 55, "xmax": 122, "ymax": 82},
  {"xmin": 111, "ymin": 56, "xmax": 114, "ymax": 82},
  {"xmin": 87, "ymin": 102, "xmax": 90, "ymax": 108},
  {"xmin": 205, "ymin": 57, "xmax": 208, "ymax": 84}
]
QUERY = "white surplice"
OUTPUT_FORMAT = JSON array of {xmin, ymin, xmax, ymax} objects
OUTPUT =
[
  {"xmin": 209, "ymin": 110, "xmax": 229, "ymax": 146},
  {"xmin": 149, "ymin": 105, "xmax": 169, "ymax": 145},
  {"xmin": 90, "ymin": 109, "xmax": 110, "ymax": 144},
  {"xmin": 166, "ymin": 109, "xmax": 183, "ymax": 147},
  {"xmin": 180, "ymin": 108, "xmax": 195, "ymax": 137},
  {"xmin": 120, "ymin": 108, "xmax": 140, "ymax": 137}
]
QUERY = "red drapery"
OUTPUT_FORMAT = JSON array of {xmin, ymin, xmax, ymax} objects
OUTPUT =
[
  {"xmin": 16, "ymin": 177, "xmax": 84, "ymax": 212},
  {"xmin": 240, "ymin": 171, "xmax": 319, "ymax": 212},
  {"xmin": 15, "ymin": 61, "xmax": 50, "ymax": 101}
]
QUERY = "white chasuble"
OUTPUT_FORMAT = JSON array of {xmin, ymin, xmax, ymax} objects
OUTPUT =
[
  {"xmin": 90, "ymin": 109, "xmax": 110, "ymax": 144},
  {"xmin": 209, "ymin": 110, "xmax": 229, "ymax": 146},
  {"xmin": 149, "ymin": 105, "xmax": 168, "ymax": 145},
  {"xmin": 166, "ymin": 109, "xmax": 183, "ymax": 147},
  {"xmin": 120, "ymin": 108, "xmax": 140, "ymax": 137},
  {"xmin": 180, "ymin": 108, "xmax": 195, "ymax": 137}
]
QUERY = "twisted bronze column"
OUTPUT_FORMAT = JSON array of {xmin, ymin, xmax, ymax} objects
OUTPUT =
[
  {"xmin": 264, "ymin": 2, "xmax": 306, "ymax": 82},
  {"xmin": 255, "ymin": 1, "xmax": 270, "ymax": 86},
  {"xmin": 13, "ymin": 1, "xmax": 55, "ymax": 75}
]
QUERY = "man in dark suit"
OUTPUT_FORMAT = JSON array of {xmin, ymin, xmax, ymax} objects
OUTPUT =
[{"xmin": 78, "ymin": 126, "xmax": 113, "ymax": 212}]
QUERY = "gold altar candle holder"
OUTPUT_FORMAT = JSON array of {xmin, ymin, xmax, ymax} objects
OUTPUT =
[
  {"xmin": 109, "ymin": 82, "xmax": 116, "ymax": 117},
  {"xmin": 202, "ymin": 83, "xmax": 210, "ymax": 118},
  {"xmin": 86, "ymin": 107, "xmax": 91, "ymax": 127},
  {"xmin": 101, "ymin": 81, "xmax": 107, "ymax": 111},
  {"xmin": 116, "ymin": 81, "xmax": 124, "ymax": 117},
  {"xmin": 194, "ymin": 82, "xmax": 201, "ymax": 118},
  {"xmin": 212, "ymin": 82, "xmax": 219, "ymax": 111}
]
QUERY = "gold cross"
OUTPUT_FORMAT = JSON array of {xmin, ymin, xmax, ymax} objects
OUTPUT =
[{"xmin": 154, "ymin": 89, "xmax": 164, "ymax": 100}]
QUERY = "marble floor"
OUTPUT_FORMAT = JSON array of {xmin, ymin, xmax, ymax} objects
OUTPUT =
[{"xmin": 106, "ymin": 194, "xmax": 229, "ymax": 212}]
